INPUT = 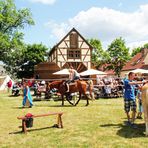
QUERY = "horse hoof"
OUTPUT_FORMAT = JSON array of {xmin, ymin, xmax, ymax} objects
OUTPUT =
[{"xmin": 85, "ymin": 104, "xmax": 89, "ymax": 106}]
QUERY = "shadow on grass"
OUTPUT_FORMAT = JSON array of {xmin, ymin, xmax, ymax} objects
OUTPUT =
[
  {"xmin": 12, "ymin": 107, "xmax": 25, "ymax": 109},
  {"xmin": 35, "ymin": 104, "xmax": 75, "ymax": 107},
  {"xmin": 9, "ymin": 124, "xmax": 60, "ymax": 135},
  {"xmin": 12, "ymin": 106, "xmax": 32, "ymax": 109},
  {"xmin": 100, "ymin": 122, "xmax": 146, "ymax": 138},
  {"xmin": 9, "ymin": 95, "xmax": 20, "ymax": 97},
  {"xmin": 12, "ymin": 104, "xmax": 83, "ymax": 108},
  {"xmin": 33, "ymin": 98, "xmax": 62, "ymax": 102}
]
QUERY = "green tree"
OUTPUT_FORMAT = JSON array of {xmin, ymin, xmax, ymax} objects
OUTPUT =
[
  {"xmin": 107, "ymin": 37, "xmax": 130, "ymax": 77},
  {"xmin": 88, "ymin": 38, "xmax": 109, "ymax": 68},
  {"xmin": 19, "ymin": 43, "xmax": 48, "ymax": 78},
  {"xmin": 131, "ymin": 47, "xmax": 141, "ymax": 57},
  {"xmin": 4, "ymin": 49, "xmax": 24, "ymax": 77},
  {"xmin": 0, "ymin": 0, "xmax": 34, "ymax": 61},
  {"xmin": 143, "ymin": 43, "xmax": 148, "ymax": 49},
  {"xmin": 4, "ymin": 43, "xmax": 48, "ymax": 78},
  {"xmin": 131, "ymin": 43, "xmax": 148, "ymax": 57}
]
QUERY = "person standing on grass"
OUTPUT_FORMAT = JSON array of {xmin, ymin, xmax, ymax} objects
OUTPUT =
[
  {"xmin": 7, "ymin": 79, "xmax": 12, "ymax": 93},
  {"xmin": 123, "ymin": 72, "xmax": 146, "ymax": 127},
  {"xmin": 22, "ymin": 81, "xmax": 33, "ymax": 108}
]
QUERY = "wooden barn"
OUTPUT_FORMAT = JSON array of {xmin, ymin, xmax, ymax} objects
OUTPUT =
[
  {"xmin": 35, "ymin": 28, "xmax": 93, "ymax": 79},
  {"xmin": 34, "ymin": 62, "xmax": 61, "ymax": 79}
]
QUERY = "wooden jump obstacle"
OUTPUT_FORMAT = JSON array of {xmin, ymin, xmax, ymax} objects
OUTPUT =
[{"xmin": 17, "ymin": 112, "xmax": 63, "ymax": 133}]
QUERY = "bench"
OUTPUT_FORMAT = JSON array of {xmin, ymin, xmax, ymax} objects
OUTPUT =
[{"xmin": 17, "ymin": 112, "xmax": 63, "ymax": 133}]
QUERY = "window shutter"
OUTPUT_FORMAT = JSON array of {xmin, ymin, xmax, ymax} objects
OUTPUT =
[{"xmin": 70, "ymin": 33, "xmax": 78, "ymax": 49}]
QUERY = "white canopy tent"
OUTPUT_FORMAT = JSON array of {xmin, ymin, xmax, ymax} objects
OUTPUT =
[
  {"xmin": 0, "ymin": 75, "xmax": 14, "ymax": 90},
  {"xmin": 80, "ymin": 69, "xmax": 107, "ymax": 76},
  {"xmin": 53, "ymin": 69, "xmax": 70, "ymax": 75},
  {"xmin": 129, "ymin": 69, "xmax": 148, "ymax": 74}
]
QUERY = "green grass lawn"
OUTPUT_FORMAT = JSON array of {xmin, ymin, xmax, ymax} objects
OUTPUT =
[{"xmin": 0, "ymin": 91, "xmax": 148, "ymax": 148}]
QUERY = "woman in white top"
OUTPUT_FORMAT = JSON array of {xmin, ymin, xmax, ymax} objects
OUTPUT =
[
  {"xmin": 69, "ymin": 68, "xmax": 80, "ymax": 82},
  {"xmin": 66, "ymin": 67, "xmax": 80, "ymax": 92}
]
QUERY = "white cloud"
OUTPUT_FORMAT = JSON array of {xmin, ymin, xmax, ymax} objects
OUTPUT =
[
  {"xmin": 45, "ymin": 20, "xmax": 68, "ymax": 40},
  {"xmin": 127, "ymin": 40, "xmax": 148, "ymax": 49},
  {"xmin": 30, "ymin": 0, "xmax": 56, "ymax": 5},
  {"xmin": 46, "ymin": 4, "xmax": 148, "ymax": 49}
]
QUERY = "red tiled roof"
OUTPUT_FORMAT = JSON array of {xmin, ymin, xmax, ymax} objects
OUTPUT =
[
  {"xmin": 122, "ymin": 52, "xmax": 145, "ymax": 71},
  {"xmin": 105, "ymin": 69, "xmax": 115, "ymax": 75},
  {"xmin": 98, "ymin": 64, "xmax": 115, "ymax": 75},
  {"xmin": 97, "ymin": 49, "xmax": 148, "ymax": 74}
]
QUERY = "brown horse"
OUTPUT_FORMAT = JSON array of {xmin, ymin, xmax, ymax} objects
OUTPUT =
[
  {"xmin": 48, "ymin": 80, "xmax": 94, "ymax": 106},
  {"xmin": 141, "ymin": 83, "xmax": 148, "ymax": 136}
]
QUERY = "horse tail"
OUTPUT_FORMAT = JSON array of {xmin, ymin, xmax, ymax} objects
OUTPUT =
[{"xmin": 88, "ymin": 81, "xmax": 95, "ymax": 100}]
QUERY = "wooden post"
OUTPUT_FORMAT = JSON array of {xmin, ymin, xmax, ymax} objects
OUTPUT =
[
  {"xmin": 22, "ymin": 119, "xmax": 27, "ymax": 133},
  {"xmin": 57, "ymin": 114, "xmax": 60, "ymax": 128},
  {"xmin": 58, "ymin": 114, "xmax": 63, "ymax": 128}
]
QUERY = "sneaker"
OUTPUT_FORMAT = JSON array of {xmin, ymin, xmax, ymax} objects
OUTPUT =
[
  {"xmin": 137, "ymin": 116, "xmax": 143, "ymax": 119},
  {"xmin": 124, "ymin": 121, "xmax": 131, "ymax": 126},
  {"xmin": 130, "ymin": 123, "xmax": 137, "ymax": 129}
]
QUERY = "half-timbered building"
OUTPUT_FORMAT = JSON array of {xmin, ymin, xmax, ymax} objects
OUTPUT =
[
  {"xmin": 48, "ymin": 28, "xmax": 93, "ymax": 73},
  {"xmin": 34, "ymin": 28, "xmax": 93, "ymax": 79}
]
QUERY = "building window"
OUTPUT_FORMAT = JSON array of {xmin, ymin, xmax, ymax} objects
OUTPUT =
[
  {"xmin": 68, "ymin": 49, "xmax": 81, "ymax": 59},
  {"xmin": 70, "ymin": 33, "xmax": 78, "ymax": 49}
]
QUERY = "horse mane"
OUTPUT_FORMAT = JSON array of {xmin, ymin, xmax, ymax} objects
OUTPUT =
[
  {"xmin": 49, "ymin": 80, "xmax": 64, "ymax": 89},
  {"xmin": 77, "ymin": 80, "xmax": 87, "ymax": 84},
  {"xmin": 51, "ymin": 80, "xmax": 63, "ymax": 84}
]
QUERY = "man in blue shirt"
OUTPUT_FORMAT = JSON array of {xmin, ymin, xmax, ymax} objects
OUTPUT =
[{"xmin": 124, "ymin": 72, "xmax": 145, "ymax": 127}]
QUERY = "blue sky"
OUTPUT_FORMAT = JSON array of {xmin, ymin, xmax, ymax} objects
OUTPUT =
[{"xmin": 15, "ymin": 0, "xmax": 148, "ymax": 50}]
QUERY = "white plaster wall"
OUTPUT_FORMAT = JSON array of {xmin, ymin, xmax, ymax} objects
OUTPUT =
[
  {"xmin": 57, "ymin": 49, "xmax": 67, "ymax": 54},
  {"xmin": 81, "ymin": 42, "xmax": 89, "ymax": 48},
  {"xmin": 81, "ymin": 49, "xmax": 90, "ymax": 54},
  {"xmin": 58, "ymin": 36, "xmax": 69, "ymax": 48},
  {"xmin": 58, "ymin": 55, "xmax": 64, "ymax": 61},
  {"xmin": 67, "ymin": 59, "xmax": 81, "ymax": 62},
  {"xmin": 52, "ymin": 58, "xmax": 56, "ymax": 63}
]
